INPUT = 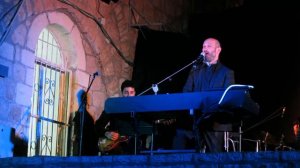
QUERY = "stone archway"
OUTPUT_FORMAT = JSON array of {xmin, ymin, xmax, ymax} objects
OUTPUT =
[
  {"xmin": 27, "ymin": 11, "xmax": 89, "ymax": 114},
  {"xmin": 26, "ymin": 11, "xmax": 87, "ymax": 156}
]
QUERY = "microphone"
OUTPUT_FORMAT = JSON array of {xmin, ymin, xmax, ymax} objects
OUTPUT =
[
  {"xmin": 281, "ymin": 107, "xmax": 286, "ymax": 118},
  {"xmin": 92, "ymin": 71, "xmax": 101, "ymax": 77},
  {"xmin": 198, "ymin": 52, "xmax": 205, "ymax": 61},
  {"xmin": 193, "ymin": 52, "xmax": 205, "ymax": 69}
]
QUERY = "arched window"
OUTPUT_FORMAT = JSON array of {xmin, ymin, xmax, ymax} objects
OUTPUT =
[{"xmin": 28, "ymin": 28, "xmax": 70, "ymax": 156}]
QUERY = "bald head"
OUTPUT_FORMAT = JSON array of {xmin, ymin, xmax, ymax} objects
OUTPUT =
[
  {"xmin": 202, "ymin": 38, "xmax": 222, "ymax": 64},
  {"xmin": 204, "ymin": 38, "xmax": 221, "ymax": 48}
]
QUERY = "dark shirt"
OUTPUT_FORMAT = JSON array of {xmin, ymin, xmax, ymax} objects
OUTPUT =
[
  {"xmin": 95, "ymin": 111, "xmax": 153, "ymax": 138},
  {"xmin": 95, "ymin": 111, "xmax": 137, "ymax": 139},
  {"xmin": 183, "ymin": 62, "xmax": 235, "ymax": 92},
  {"xmin": 95, "ymin": 111, "xmax": 153, "ymax": 154},
  {"xmin": 179, "ymin": 61, "xmax": 235, "ymax": 130}
]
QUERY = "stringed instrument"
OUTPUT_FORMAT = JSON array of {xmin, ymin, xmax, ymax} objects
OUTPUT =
[{"xmin": 98, "ymin": 135, "xmax": 129, "ymax": 153}]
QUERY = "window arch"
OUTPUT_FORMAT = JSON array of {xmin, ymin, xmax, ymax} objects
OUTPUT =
[
  {"xmin": 25, "ymin": 11, "xmax": 88, "ymax": 157},
  {"xmin": 28, "ymin": 28, "xmax": 70, "ymax": 156}
]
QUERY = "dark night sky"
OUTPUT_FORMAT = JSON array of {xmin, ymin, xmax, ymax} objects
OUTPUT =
[{"xmin": 133, "ymin": 2, "xmax": 300, "ymax": 145}]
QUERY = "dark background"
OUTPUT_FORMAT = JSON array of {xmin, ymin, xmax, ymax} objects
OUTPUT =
[{"xmin": 132, "ymin": 1, "xmax": 300, "ymax": 148}]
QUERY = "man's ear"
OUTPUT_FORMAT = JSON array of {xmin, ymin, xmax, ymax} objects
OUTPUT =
[{"xmin": 216, "ymin": 47, "xmax": 222, "ymax": 56}]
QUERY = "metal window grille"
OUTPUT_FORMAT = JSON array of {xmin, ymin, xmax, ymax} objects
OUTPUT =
[{"xmin": 28, "ymin": 28, "xmax": 70, "ymax": 156}]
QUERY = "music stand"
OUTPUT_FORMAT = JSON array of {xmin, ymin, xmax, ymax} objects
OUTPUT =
[{"xmin": 217, "ymin": 84, "xmax": 259, "ymax": 152}]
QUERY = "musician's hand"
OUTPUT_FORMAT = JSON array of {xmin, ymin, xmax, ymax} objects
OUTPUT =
[{"xmin": 105, "ymin": 131, "xmax": 120, "ymax": 141}]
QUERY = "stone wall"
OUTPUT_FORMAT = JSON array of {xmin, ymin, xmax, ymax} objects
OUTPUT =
[{"xmin": 0, "ymin": 0, "xmax": 192, "ymax": 153}]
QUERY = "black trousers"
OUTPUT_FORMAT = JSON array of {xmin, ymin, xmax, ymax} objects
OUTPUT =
[
  {"xmin": 202, "ymin": 131, "xmax": 225, "ymax": 152},
  {"xmin": 197, "ymin": 121, "xmax": 232, "ymax": 153}
]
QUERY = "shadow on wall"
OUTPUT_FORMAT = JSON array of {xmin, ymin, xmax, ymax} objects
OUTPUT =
[
  {"xmin": 12, "ymin": 129, "xmax": 28, "ymax": 156},
  {"xmin": 71, "ymin": 89, "xmax": 98, "ymax": 156},
  {"xmin": 0, "ymin": 125, "xmax": 28, "ymax": 157}
]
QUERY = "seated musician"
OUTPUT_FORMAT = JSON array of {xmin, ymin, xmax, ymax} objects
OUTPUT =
[
  {"xmin": 172, "ymin": 37, "xmax": 235, "ymax": 153},
  {"xmin": 95, "ymin": 80, "xmax": 151, "ymax": 155}
]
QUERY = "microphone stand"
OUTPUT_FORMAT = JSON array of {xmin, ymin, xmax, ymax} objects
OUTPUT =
[
  {"xmin": 243, "ymin": 107, "xmax": 285, "ymax": 133},
  {"xmin": 78, "ymin": 74, "xmax": 97, "ymax": 156},
  {"xmin": 274, "ymin": 108, "xmax": 294, "ymax": 151},
  {"xmin": 138, "ymin": 56, "xmax": 202, "ymax": 96},
  {"xmin": 137, "ymin": 56, "xmax": 202, "ymax": 153}
]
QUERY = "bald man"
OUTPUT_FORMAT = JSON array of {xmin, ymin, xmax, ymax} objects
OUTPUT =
[{"xmin": 173, "ymin": 38, "xmax": 235, "ymax": 153}]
